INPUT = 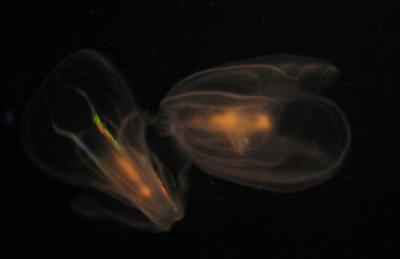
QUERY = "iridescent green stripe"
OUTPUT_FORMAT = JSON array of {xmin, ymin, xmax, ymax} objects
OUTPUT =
[{"xmin": 93, "ymin": 113, "xmax": 123, "ymax": 151}]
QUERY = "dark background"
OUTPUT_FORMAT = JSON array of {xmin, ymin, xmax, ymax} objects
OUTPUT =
[{"xmin": 1, "ymin": 1, "xmax": 398, "ymax": 258}]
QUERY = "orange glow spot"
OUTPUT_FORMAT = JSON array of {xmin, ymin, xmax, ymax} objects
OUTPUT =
[
  {"xmin": 114, "ymin": 152, "xmax": 141, "ymax": 182},
  {"xmin": 255, "ymin": 114, "xmax": 271, "ymax": 131},
  {"xmin": 186, "ymin": 109, "xmax": 273, "ymax": 153},
  {"xmin": 209, "ymin": 111, "xmax": 238, "ymax": 130},
  {"xmin": 140, "ymin": 186, "xmax": 152, "ymax": 198},
  {"xmin": 206, "ymin": 109, "xmax": 272, "ymax": 134}
]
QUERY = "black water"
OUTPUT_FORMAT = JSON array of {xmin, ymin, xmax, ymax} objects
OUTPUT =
[{"xmin": 2, "ymin": 1, "xmax": 397, "ymax": 258}]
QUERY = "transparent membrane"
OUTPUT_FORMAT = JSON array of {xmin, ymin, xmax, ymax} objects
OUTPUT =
[
  {"xmin": 21, "ymin": 50, "xmax": 186, "ymax": 232},
  {"xmin": 160, "ymin": 55, "xmax": 351, "ymax": 192},
  {"xmin": 22, "ymin": 51, "xmax": 351, "ymax": 232}
]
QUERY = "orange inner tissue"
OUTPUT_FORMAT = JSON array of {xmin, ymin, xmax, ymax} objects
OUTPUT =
[
  {"xmin": 188, "ymin": 109, "xmax": 273, "ymax": 153},
  {"xmin": 50, "ymin": 94, "xmax": 178, "ymax": 231},
  {"xmin": 112, "ymin": 152, "xmax": 153, "ymax": 199}
]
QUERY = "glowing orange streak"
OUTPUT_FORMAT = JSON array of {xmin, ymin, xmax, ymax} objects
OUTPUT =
[
  {"xmin": 54, "ymin": 88, "xmax": 173, "ymax": 203},
  {"xmin": 112, "ymin": 151, "xmax": 153, "ymax": 198},
  {"xmin": 189, "ymin": 110, "xmax": 272, "ymax": 135},
  {"xmin": 187, "ymin": 109, "xmax": 273, "ymax": 153}
]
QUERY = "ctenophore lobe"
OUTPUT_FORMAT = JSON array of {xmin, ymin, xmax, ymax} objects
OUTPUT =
[
  {"xmin": 21, "ymin": 50, "xmax": 186, "ymax": 232},
  {"xmin": 160, "ymin": 55, "xmax": 351, "ymax": 192}
]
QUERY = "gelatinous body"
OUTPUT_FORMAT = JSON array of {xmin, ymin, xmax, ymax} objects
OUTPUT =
[
  {"xmin": 21, "ymin": 50, "xmax": 185, "ymax": 232},
  {"xmin": 161, "ymin": 55, "xmax": 351, "ymax": 192},
  {"xmin": 22, "ymin": 51, "xmax": 351, "ymax": 232}
]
